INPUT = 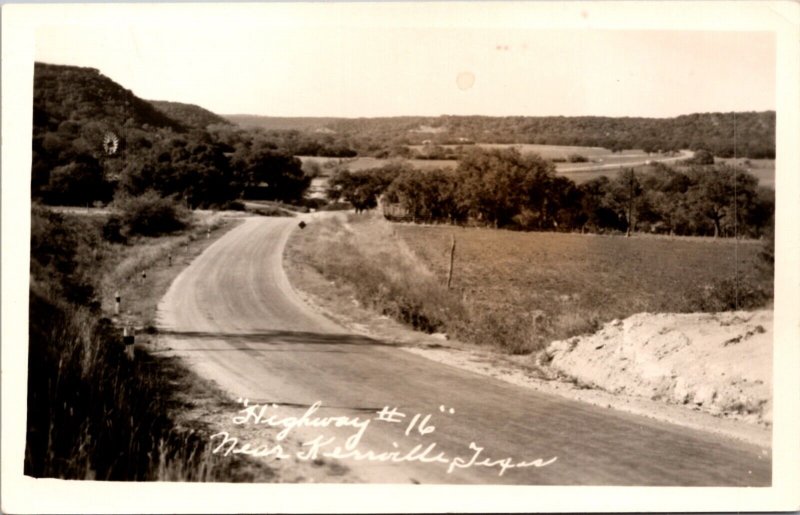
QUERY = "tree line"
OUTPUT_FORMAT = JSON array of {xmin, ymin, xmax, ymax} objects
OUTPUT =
[
  {"xmin": 237, "ymin": 111, "xmax": 776, "ymax": 159},
  {"xmin": 32, "ymin": 124, "xmax": 312, "ymax": 208},
  {"xmin": 329, "ymin": 148, "xmax": 774, "ymax": 239},
  {"xmin": 33, "ymin": 63, "xmax": 313, "ymax": 208}
]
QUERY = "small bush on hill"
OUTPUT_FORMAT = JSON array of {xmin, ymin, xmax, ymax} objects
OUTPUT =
[
  {"xmin": 689, "ymin": 149, "xmax": 715, "ymax": 165},
  {"xmin": 114, "ymin": 192, "xmax": 189, "ymax": 236},
  {"xmin": 219, "ymin": 200, "xmax": 246, "ymax": 211},
  {"xmin": 102, "ymin": 215, "xmax": 127, "ymax": 243}
]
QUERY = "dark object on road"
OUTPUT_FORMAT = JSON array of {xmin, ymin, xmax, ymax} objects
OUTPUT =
[{"xmin": 298, "ymin": 221, "xmax": 307, "ymax": 229}]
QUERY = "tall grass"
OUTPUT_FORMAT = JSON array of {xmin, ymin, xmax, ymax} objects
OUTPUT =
[
  {"xmin": 26, "ymin": 207, "xmax": 265, "ymax": 481},
  {"xmin": 297, "ymin": 214, "xmax": 467, "ymax": 335}
]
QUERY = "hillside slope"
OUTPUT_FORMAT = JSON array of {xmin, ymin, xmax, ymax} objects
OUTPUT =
[
  {"xmin": 151, "ymin": 100, "xmax": 231, "ymax": 129},
  {"xmin": 33, "ymin": 62, "xmax": 185, "ymax": 134}
]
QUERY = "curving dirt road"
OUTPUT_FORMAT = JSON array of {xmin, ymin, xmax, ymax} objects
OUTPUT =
[{"xmin": 157, "ymin": 215, "xmax": 770, "ymax": 485}]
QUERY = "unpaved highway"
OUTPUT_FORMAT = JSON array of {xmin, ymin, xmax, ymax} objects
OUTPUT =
[{"xmin": 157, "ymin": 216, "xmax": 770, "ymax": 485}]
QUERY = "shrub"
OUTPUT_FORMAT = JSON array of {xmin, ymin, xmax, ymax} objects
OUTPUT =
[
  {"xmin": 567, "ymin": 153, "xmax": 588, "ymax": 163},
  {"xmin": 102, "ymin": 214, "xmax": 127, "ymax": 243},
  {"xmin": 689, "ymin": 149, "xmax": 715, "ymax": 165},
  {"xmin": 30, "ymin": 206, "xmax": 99, "ymax": 305},
  {"xmin": 683, "ymin": 275, "xmax": 772, "ymax": 312},
  {"xmin": 219, "ymin": 200, "xmax": 246, "ymax": 211},
  {"xmin": 114, "ymin": 192, "xmax": 189, "ymax": 236}
]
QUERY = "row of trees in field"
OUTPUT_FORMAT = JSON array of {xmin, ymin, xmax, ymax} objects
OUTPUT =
[{"xmin": 329, "ymin": 148, "xmax": 774, "ymax": 238}]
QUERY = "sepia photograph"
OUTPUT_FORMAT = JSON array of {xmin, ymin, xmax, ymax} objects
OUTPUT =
[{"xmin": 2, "ymin": 1, "xmax": 799, "ymax": 513}]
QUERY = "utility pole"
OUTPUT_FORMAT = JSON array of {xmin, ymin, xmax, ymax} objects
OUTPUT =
[{"xmin": 447, "ymin": 234, "xmax": 456, "ymax": 289}]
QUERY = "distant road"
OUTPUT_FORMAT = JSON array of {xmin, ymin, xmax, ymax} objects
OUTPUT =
[
  {"xmin": 557, "ymin": 150, "xmax": 695, "ymax": 174},
  {"xmin": 157, "ymin": 215, "xmax": 769, "ymax": 485}
]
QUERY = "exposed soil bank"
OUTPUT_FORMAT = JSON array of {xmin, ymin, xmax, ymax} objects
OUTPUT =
[{"xmin": 544, "ymin": 310, "xmax": 772, "ymax": 426}]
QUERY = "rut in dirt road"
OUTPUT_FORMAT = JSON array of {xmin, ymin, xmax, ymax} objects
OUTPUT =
[{"xmin": 157, "ymin": 215, "xmax": 771, "ymax": 485}]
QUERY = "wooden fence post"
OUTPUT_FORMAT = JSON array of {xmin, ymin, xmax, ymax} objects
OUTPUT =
[{"xmin": 447, "ymin": 234, "xmax": 456, "ymax": 289}]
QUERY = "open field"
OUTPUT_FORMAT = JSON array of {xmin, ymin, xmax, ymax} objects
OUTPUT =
[
  {"xmin": 298, "ymin": 155, "xmax": 457, "ymax": 173},
  {"xmin": 409, "ymin": 143, "xmax": 633, "ymax": 159},
  {"xmin": 395, "ymin": 222, "xmax": 771, "ymax": 350},
  {"xmin": 288, "ymin": 213, "xmax": 771, "ymax": 355},
  {"xmin": 716, "ymin": 158, "xmax": 776, "ymax": 189}
]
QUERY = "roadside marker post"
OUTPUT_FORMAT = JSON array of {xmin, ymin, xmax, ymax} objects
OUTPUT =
[
  {"xmin": 114, "ymin": 291, "xmax": 121, "ymax": 315},
  {"xmin": 123, "ymin": 326, "xmax": 135, "ymax": 361},
  {"xmin": 168, "ymin": 253, "xmax": 172, "ymax": 266},
  {"xmin": 141, "ymin": 271, "xmax": 147, "ymax": 283},
  {"xmin": 206, "ymin": 228, "xmax": 211, "ymax": 239}
]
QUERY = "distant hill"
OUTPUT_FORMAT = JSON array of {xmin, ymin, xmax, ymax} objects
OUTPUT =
[
  {"xmin": 226, "ymin": 112, "xmax": 775, "ymax": 159},
  {"xmin": 151, "ymin": 100, "xmax": 231, "ymax": 129},
  {"xmin": 225, "ymin": 115, "xmax": 344, "ymax": 132},
  {"xmin": 33, "ymin": 62, "xmax": 185, "ymax": 133}
]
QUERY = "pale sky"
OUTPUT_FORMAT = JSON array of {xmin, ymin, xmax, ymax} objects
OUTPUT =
[{"xmin": 36, "ymin": 25, "xmax": 775, "ymax": 118}]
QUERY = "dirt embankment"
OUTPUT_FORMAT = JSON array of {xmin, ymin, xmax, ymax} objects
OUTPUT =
[{"xmin": 544, "ymin": 310, "xmax": 772, "ymax": 426}]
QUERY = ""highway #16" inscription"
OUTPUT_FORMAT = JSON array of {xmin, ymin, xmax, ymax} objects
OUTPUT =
[{"xmin": 210, "ymin": 399, "xmax": 558, "ymax": 476}]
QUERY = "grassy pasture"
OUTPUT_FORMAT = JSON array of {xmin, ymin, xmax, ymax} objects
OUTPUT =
[
  {"xmin": 395, "ymin": 223, "xmax": 770, "ymax": 351},
  {"xmin": 560, "ymin": 158, "xmax": 775, "ymax": 188},
  {"xmin": 715, "ymin": 158, "xmax": 776, "ymax": 189},
  {"xmin": 298, "ymin": 155, "xmax": 457, "ymax": 174},
  {"xmin": 290, "ymin": 213, "xmax": 771, "ymax": 355},
  {"xmin": 408, "ymin": 143, "xmax": 624, "ymax": 160}
]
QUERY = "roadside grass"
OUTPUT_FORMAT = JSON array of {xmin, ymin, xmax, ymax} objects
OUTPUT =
[
  {"xmin": 289, "ymin": 213, "xmax": 467, "ymax": 334},
  {"xmin": 99, "ymin": 211, "xmax": 233, "ymax": 330},
  {"xmin": 27, "ymin": 208, "xmax": 273, "ymax": 481},
  {"xmin": 288, "ymin": 212, "xmax": 771, "ymax": 355}
]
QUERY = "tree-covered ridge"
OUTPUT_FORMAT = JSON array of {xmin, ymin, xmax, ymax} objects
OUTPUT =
[
  {"xmin": 230, "ymin": 111, "xmax": 776, "ymax": 159},
  {"xmin": 32, "ymin": 62, "xmax": 310, "ymax": 209},
  {"xmin": 226, "ymin": 115, "xmax": 344, "ymax": 132},
  {"xmin": 150, "ymin": 100, "xmax": 232, "ymax": 130},
  {"xmin": 34, "ymin": 62, "xmax": 185, "ymax": 133}
]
